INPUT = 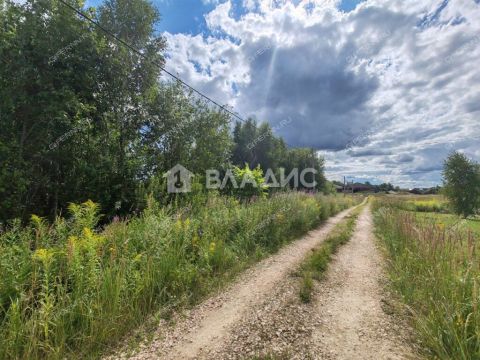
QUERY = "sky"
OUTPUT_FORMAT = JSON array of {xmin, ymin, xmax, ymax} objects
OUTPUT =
[{"xmin": 85, "ymin": 0, "xmax": 480, "ymax": 188}]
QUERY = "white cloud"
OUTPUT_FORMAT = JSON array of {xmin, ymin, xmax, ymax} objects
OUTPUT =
[{"xmin": 163, "ymin": 0, "xmax": 480, "ymax": 187}]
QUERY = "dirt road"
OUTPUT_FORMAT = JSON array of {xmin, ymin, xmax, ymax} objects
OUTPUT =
[
  {"xmin": 122, "ymin": 205, "xmax": 358, "ymax": 360},
  {"xmin": 311, "ymin": 204, "xmax": 414, "ymax": 359},
  {"xmin": 120, "ymin": 203, "xmax": 415, "ymax": 360}
]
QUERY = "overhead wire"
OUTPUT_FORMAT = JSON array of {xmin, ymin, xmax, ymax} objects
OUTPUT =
[{"xmin": 57, "ymin": 0, "xmax": 247, "ymax": 123}]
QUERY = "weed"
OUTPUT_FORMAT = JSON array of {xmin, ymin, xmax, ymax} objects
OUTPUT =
[{"xmin": 299, "ymin": 272, "xmax": 314, "ymax": 303}]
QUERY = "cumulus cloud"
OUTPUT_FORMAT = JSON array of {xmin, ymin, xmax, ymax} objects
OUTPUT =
[{"xmin": 163, "ymin": 0, "xmax": 480, "ymax": 187}]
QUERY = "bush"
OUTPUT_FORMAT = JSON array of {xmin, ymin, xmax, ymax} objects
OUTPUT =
[{"xmin": 224, "ymin": 163, "xmax": 268, "ymax": 200}]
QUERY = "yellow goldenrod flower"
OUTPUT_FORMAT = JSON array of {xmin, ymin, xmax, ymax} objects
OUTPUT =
[
  {"xmin": 209, "ymin": 242, "xmax": 216, "ymax": 254},
  {"xmin": 175, "ymin": 219, "xmax": 182, "ymax": 230},
  {"xmin": 192, "ymin": 234, "xmax": 199, "ymax": 247},
  {"xmin": 68, "ymin": 235, "xmax": 79, "ymax": 245},
  {"xmin": 30, "ymin": 214, "xmax": 43, "ymax": 227},
  {"xmin": 82, "ymin": 199, "xmax": 97, "ymax": 209},
  {"xmin": 32, "ymin": 248, "xmax": 54, "ymax": 266},
  {"xmin": 83, "ymin": 227, "xmax": 94, "ymax": 239}
]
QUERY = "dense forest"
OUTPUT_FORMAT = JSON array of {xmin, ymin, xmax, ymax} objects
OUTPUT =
[{"xmin": 0, "ymin": 0, "xmax": 327, "ymax": 224}]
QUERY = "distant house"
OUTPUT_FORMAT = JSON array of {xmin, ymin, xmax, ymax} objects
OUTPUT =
[
  {"xmin": 410, "ymin": 186, "xmax": 440, "ymax": 195},
  {"xmin": 336, "ymin": 183, "xmax": 374, "ymax": 193}
]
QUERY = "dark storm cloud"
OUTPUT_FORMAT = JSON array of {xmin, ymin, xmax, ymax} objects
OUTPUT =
[{"xmin": 243, "ymin": 43, "xmax": 380, "ymax": 149}]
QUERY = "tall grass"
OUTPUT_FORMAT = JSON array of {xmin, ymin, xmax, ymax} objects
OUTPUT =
[
  {"xmin": 378, "ymin": 195, "xmax": 450, "ymax": 213},
  {"xmin": 0, "ymin": 192, "xmax": 359, "ymax": 359},
  {"xmin": 373, "ymin": 200, "xmax": 480, "ymax": 359}
]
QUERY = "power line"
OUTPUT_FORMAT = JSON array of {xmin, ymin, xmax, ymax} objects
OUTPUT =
[{"xmin": 57, "ymin": 0, "xmax": 247, "ymax": 123}]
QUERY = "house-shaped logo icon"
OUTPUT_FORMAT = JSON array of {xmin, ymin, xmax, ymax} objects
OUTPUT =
[{"xmin": 163, "ymin": 164, "xmax": 194, "ymax": 193}]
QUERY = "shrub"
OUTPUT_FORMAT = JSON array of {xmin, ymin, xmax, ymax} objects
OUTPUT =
[{"xmin": 225, "ymin": 163, "xmax": 268, "ymax": 200}]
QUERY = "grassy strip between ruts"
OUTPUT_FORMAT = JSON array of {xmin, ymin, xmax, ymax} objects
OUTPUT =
[{"xmin": 297, "ymin": 203, "xmax": 364, "ymax": 303}]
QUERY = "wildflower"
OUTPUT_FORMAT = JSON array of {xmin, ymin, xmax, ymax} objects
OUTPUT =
[
  {"xmin": 456, "ymin": 316, "xmax": 464, "ymax": 326},
  {"xmin": 67, "ymin": 235, "xmax": 78, "ymax": 246},
  {"xmin": 209, "ymin": 241, "xmax": 216, "ymax": 254},
  {"xmin": 83, "ymin": 227, "xmax": 94, "ymax": 239},
  {"xmin": 32, "ymin": 248, "xmax": 54, "ymax": 266},
  {"xmin": 82, "ymin": 199, "xmax": 97, "ymax": 209},
  {"xmin": 82, "ymin": 227, "xmax": 105, "ymax": 247},
  {"xmin": 30, "ymin": 214, "xmax": 43, "ymax": 228},
  {"xmin": 175, "ymin": 219, "xmax": 182, "ymax": 230},
  {"xmin": 66, "ymin": 236, "xmax": 78, "ymax": 260},
  {"xmin": 192, "ymin": 234, "xmax": 199, "ymax": 247}
]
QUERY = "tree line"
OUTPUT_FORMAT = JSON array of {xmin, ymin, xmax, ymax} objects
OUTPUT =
[{"xmin": 0, "ymin": 0, "xmax": 327, "ymax": 224}]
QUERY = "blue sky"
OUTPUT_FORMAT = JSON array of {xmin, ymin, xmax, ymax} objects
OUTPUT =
[{"xmin": 85, "ymin": 0, "xmax": 365, "ymax": 34}]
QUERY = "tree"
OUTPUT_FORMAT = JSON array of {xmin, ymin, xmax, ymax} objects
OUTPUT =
[
  {"xmin": 377, "ymin": 183, "xmax": 394, "ymax": 192},
  {"xmin": 0, "ymin": 0, "xmax": 167, "ymax": 222},
  {"xmin": 232, "ymin": 119, "xmax": 258, "ymax": 167},
  {"xmin": 0, "ymin": 0, "xmax": 100, "ymax": 221},
  {"xmin": 442, "ymin": 152, "xmax": 480, "ymax": 218},
  {"xmin": 94, "ymin": 0, "xmax": 166, "ymax": 214},
  {"xmin": 231, "ymin": 120, "xmax": 327, "ymax": 192}
]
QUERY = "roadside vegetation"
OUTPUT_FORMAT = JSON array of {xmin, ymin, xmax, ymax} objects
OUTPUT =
[
  {"xmin": 298, "ymin": 203, "xmax": 364, "ymax": 303},
  {"xmin": 0, "ymin": 192, "xmax": 359, "ymax": 359},
  {"xmin": 373, "ymin": 151, "xmax": 480, "ymax": 359},
  {"xmin": 372, "ymin": 153, "xmax": 480, "ymax": 359},
  {"xmin": 2, "ymin": 0, "xmax": 478, "ymax": 358}
]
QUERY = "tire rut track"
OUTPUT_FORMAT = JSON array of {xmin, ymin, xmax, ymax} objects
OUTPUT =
[{"xmin": 311, "ymin": 205, "xmax": 415, "ymax": 360}]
